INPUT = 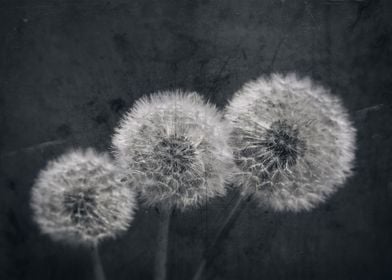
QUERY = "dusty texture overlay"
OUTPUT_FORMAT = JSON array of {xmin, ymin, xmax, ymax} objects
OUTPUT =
[{"xmin": 1, "ymin": 0, "xmax": 392, "ymax": 279}]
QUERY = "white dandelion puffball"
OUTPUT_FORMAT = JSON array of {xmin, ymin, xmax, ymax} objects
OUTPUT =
[
  {"xmin": 31, "ymin": 149, "xmax": 136, "ymax": 245},
  {"xmin": 112, "ymin": 91, "xmax": 233, "ymax": 210},
  {"xmin": 226, "ymin": 73, "xmax": 356, "ymax": 212}
]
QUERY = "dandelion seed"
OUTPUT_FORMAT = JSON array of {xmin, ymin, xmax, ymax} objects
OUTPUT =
[
  {"xmin": 31, "ymin": 148, "xmax": 136, "ymax": 244},
  {"xmin": 112, "ymin": 90, "xmax": 233, "ymax": 280},
  {"xmin": 31, "ymin": 149, "xmax": 137, "ymax": 280},
  {"xmin": 225, "ymin": 73, "xmax": 356, "ymax": 212},
  {"xmin": 112, "ymin": 90, "xmax": 233, "ymax": 210}
]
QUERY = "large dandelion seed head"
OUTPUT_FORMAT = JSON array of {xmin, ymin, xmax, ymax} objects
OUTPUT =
[
  {"xmin": 31, "ymin": 149, "xmax": 137, "ymax": 245},
  {"xmin": 112, "ymin": 91, "xmax": 233, "ymax": 210},
  {"xmin": 226, "ymin": 73, "xmax": 356, "ymax": 212}
]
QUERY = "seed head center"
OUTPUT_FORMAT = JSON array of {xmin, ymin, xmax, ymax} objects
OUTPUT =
[
  {"xmin": 156, "ymin": 135, "xmax": 196, "ymax": 174},
  {"xmin": 264, "ymin": 120, "xmax": 306, "ymax": 168},
  {"xmin": 63, "ymin": 189, "xmax": 97, "ymax": 224}
]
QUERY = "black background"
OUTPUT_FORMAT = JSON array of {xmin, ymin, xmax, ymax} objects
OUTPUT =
[{"xmin": 1, "ymin": 0, "xmax": 392, "ymax": 279}]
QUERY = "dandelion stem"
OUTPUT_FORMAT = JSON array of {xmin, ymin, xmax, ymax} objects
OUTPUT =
[
  {"xmin": 192, "ymin": 192, "xmax": 252, "ymax": 280},
  {"xmin": 154, "ymin": 206, "xmax": 172, "ymax": 280},
  {"xmin": 91, "ymin": 243, "xmax": 106, "ymax": 280}
]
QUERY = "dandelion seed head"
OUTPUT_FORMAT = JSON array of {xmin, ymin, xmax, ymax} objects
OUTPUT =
[
  {"xmin": 31, "ymin": 149, "xmax": 137, "ymax": 245},
  {"xmin": 226, "ymin": 73, "xmax": 356, "ymax": 212},
  {"xmin": 112, "ymin": 90, "xmax": 233, "ymax": 210}
]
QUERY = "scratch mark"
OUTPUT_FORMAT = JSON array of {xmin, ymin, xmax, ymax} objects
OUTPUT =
[
  {"xmin": 304, "ymin": 0, "xmax": 322, "ymax": 31},
  {"xmin": 217, "ymin": 37, "xmax": 246, "ymax": 78},
  {"xmin": 1, "ymin": 139, "xmax": 66, "ymax": 158},
  {"xmin": 267, "ymin": 36, "xmax": 286, "ymax": 72},
  {"xmin": 355, "ymin": 103, "xmax": 384, "ymax": 113},
  {"xmin": 349, "ymin": 0, "xmax": 372, "ymax": 31},
  {"xmin": 353, "ymin": 104, "xmax": 386, "ymax": 120},
  {"xmin": 208, "ymin": 38, "xmax": 245, "ymax": 91}
]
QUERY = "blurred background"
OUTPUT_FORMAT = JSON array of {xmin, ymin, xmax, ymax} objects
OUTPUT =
[{"xmin": 1, "ymin": 0, "xmax": 392, "ymax": 279}]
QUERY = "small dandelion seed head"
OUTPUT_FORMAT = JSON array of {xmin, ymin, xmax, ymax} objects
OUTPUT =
[
  {"xmin": 226, "ymin": 73, "xmax": 356, "ymax": 212},
  {"xmin": 31, "ymin": 149, "xmax": 137, "ymax": 245},
  {"xmin": 112, "ymin": 90, "xmax": 234, "ymax": 210}
]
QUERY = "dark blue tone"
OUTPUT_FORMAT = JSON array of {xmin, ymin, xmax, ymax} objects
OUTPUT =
[{"xmin": 1, "ymin": 0, "xmax": 392, "ymax": 279}]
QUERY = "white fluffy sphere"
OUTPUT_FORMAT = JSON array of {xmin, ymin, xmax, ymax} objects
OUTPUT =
[
  {"xmin": 226, "ymin": 73, "xmax": 356, "ymax": 212},
  {"xmin": 112, "ymin": 91, "xmax": 233, "ymax": 210},
  {"xmin": 31, "ymin": 149, "xmax": 136, "ymax": 245}
]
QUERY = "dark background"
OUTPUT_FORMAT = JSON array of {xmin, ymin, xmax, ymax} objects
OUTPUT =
[{"xmin": 1, "ymin": 0, "xmax": 392, "ymax": 279}]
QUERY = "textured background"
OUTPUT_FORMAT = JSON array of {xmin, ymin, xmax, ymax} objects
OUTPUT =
[{"xmin": 1, "ymin": 0, "xmax": 392, "ymax": 279}]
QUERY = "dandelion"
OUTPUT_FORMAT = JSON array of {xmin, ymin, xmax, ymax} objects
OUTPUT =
[
  {"xmin": 112, "ymin": 90, "xmax": 233, "ymax": 280},
  {"xmin": 192, "ymin": 73, "xmax": 356, "ymax": 280},
  {"xmin": 31, "ymin": 148, "xmax": 136, "ymax": 280},
  {"xmin": 226, "ymin": 73, "xmax": 356, "ymax": 212}
]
